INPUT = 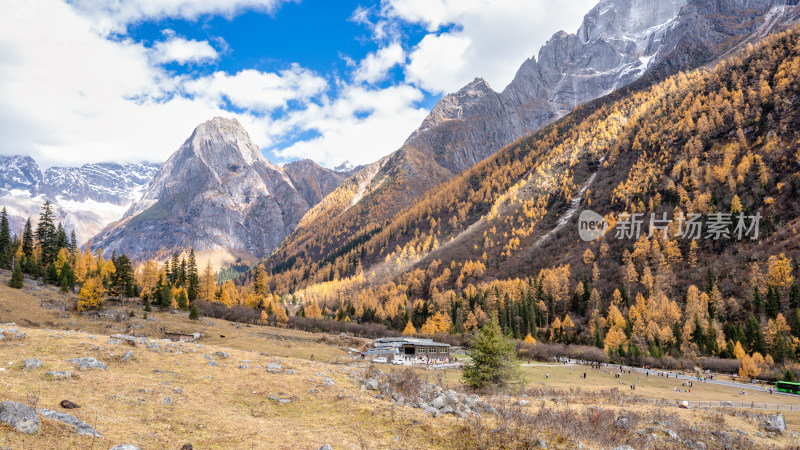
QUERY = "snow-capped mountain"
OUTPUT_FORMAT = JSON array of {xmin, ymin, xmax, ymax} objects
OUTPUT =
[{"xmin": 0, "ymin": 155, "xmax": 159, "ymax": 244}]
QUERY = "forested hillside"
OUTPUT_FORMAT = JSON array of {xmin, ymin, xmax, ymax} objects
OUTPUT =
[{"xmin": 221, "ymin": 28, "xmax": 800, "ymax": 368}]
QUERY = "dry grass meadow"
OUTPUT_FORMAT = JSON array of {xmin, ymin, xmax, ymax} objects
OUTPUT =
[{"xmin": 2, "ymin": 277, "xmax": 800, "ymax": 448}]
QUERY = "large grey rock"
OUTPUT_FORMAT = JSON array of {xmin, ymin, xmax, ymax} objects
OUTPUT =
[
  {"xmin": 111, "ymin": 334, "xmax": 145, "ymax": 346},
  {"xmin": 0, "ymin": 401, "xmax": 40, "ymax": 434},
  {"xmin": 38, "ymin": 408, "xmax": 101, "ymax": 437},
  {"xmin": 44, "ymin": 371, "xmax": 72, "ymax": 380},
  {"xmin": 109, "ymin": 445, "xmax": 141, "ymax": 450},
  {"xmin": 212, "ymin": 351, "xmax": 229, "ymax": 359},
  {"xmin": 422, "ymin": 404, "xmax": 439, "ymax": 418},
  {"xmin": 24, "ymin": 358, "xmax": 42, "ymax": 369},
  {"xmin": 67, "ymin": 357, "xmax": 107, "ymax": 370}
]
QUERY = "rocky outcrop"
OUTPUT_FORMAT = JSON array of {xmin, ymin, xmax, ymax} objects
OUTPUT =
[
  {"xmin": 92, "ymin": 118, "xmax": 346, "ymax": 262},
  {"xmin": 284, "ymin": 159, "xmax": 348, "ymax": 207},
  {"xmin": 0, "ymin": 401, "xmax": 40, "ymax": 434}
]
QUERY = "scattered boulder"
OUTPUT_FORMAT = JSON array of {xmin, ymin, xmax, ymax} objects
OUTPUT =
[
  {"xmin": 24, "ymin": 358, "xmax": 42, "ymax": 370},
  {"xmin": 108, "ymin": 338, "xmax": 122, "ymax": 345},
  {"xmin": 60, "ymin": 400, "xmax": 80, "ymax": 409},
  {"xmin": 45, "ymin": 371, "xmax": 72, "ymax": 381},
  {"xmin": 67, "ymin": 357, "xmax": 107, "ymax": 370},
  {"xmin": 0, "ymin": 401, "xmax": 40, "ymax": 434},
  {"xmin": 238, "ymin": 365, "xmax": 250, "ymax": 369},
  {"xmin": 267, "ymin": 363, "xmax": 282, "ymax": 370},
  {"xmin": 146, "ymin": 342, "xmax": 161, "ymax": 352},
  {"xmin": 319, "ymin": 445, "xmax": 332, "ymax": 450},
  {"xmin": 213, "ymin": 351, "xmax": 229, "ymax": 359},
  {"xmin": 517, "ymin": 400, "xmax": 530, "ymax": 407},
  {"xmin": 110, "ymin": 334, "xmax": 144, "ymax": 346},
  {"xmin": 665, "ymin": 429, "xmax": 678, "ymax": 440},
  {"xmin": 162, "ymin": 396, "xmax": 172, "ymax": 405},
  {"xmin": 422, "ymin": 404, "xmax": 439, "ymax": 418},
  {"xmin": 39, "ymin": 408, "xmax": 101, "ymax": 437},
  {"xmin": 615, "ymin": 417, "xmax": 630, "ymax": 429},
  {"xmin": 364, "ymin": 378, "xmax": 379, "ymax": 391},
  {"xmin": 711, "ymin": 430, "xmax": 730, "ymax": 441},
  {"xmin": 268, "ymin": 396, "xmax": 293, "ymax": 404},
  {"xmin": 612, "ymin": 446, "xmax": 634, "ymax": 450},
  {"xmin": 122, "ymin": 351, "xmax": 133, "ymax": 362},
  {"xmin": 207, "ymin": 361, "xmax": 219, "ymax": 367},
  {"xmin": 535, "ymin": 438, "xmax": 547, "ymax": 448},
  {"xmin": 109, "ymin": 445, "xmax": 141, "ymax": 450}
]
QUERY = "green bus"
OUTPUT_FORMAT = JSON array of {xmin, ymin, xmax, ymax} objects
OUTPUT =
[{"xmin": 776, "ymin": 381, "xmax": 800, "ymax": 394}]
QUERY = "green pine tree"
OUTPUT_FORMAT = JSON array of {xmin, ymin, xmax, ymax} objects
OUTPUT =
[
  {"xmin": 745, "ymin": 314, "xmax": 765, "ymax": 354},
  {"xmin": 789, "ymin": 282, "xmax": 800, "ymax": 310},
  {"xmin": 766, "ymin": 286, "xmax": 781, "ymax": 319},
  {"xmin": 36, "ymin": 201, "xmax": 57, "ymax": 266},
  {"xmin": 59, "ymin": 262, "xmax": 75, "ymax": 293},
  {"xmin": 187, "ymin": 248, "xmax": 199, "ymax": 301},
  {"xmin": 189, "ymin": 303, "xmax": 199, "ymax": 320},
  {"xmin": 8, "ymin": 261, "xmax": 23, "ymax": 289},
  {"xmin": 462, "ymin": 315, "xmax": 520, "ymax": 389},
  {"xmin": 0, "ymin": 207, "xmax": 11, "ymax": 269},
  {"xmin": 21, "ymin": 218, "xmax": 34, "ymax": 259},
  {"xmin": 177, "ymin": 290, "xmax": 188, "ymax": 311}
]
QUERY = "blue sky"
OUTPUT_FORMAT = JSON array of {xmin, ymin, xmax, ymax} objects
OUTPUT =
[{"xmin": 0, "ymin": 0, "xmax": 597, "ymax": 168}]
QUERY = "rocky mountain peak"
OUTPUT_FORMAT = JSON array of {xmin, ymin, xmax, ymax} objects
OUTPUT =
[
  {"xmin": 185, "ymin": 117, "xmax": 266, "ymax": 171},
  {"xmin": 414, "ymin": 77, "xmax": 499, "ymax": 134},
  {"xmin": 92, "ymin": 117, "xmax": 348, "ymax": 264},
  {"xmin": 577, "ymin": 0, "xmax": 687, "ymax": 47}
]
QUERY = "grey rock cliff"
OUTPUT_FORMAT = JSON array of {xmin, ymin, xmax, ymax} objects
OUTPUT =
[{"xmin": 92, "ymin": 117, "xmax": 345, "ymax": 261}]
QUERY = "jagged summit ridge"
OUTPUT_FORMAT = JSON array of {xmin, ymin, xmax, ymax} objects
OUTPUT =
[{"xmin": 92, "ymin": 117, "xmax": 347, "ymax": 263}]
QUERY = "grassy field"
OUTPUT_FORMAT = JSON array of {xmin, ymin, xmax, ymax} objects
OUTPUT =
[{"xmin": 2, "ymin": 277, "xmax": 800, "ymax": 448}]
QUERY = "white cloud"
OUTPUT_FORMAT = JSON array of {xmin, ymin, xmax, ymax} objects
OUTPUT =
[
  {"xmin": 0, "ymin": 0, "xmax": 283, "ymax": 167},
  {"xmin": 270, "ymin": 84, "xmax": 429, "ymax": 167},
  {"xmin": 404, "ymin": 33, "xmax": 470, "ymax": 93},
  {"xmin": 353, "ymin": 42, "xmax": 405, "ymax": 84},
  {"xmin": 0, "ymin": 0, "xmax": 429, "ymax": 170},
  {"xmin": 185, "ymin": 66, "xmax": 328, "ymax": 112},
  {"xmin": 151, "ymin": 36, "xmax": 219, "ymax": 65},
  {"xmin": 0, "ymin": 0, "xmax": 603, "ymax": 173},
  {"xmin": 382, "ymin": 0, "xmax": 599, "ymax": 94},
  {"xmin": 68, "ymin": 0, "xmax": 294, "ymax": 34}
]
